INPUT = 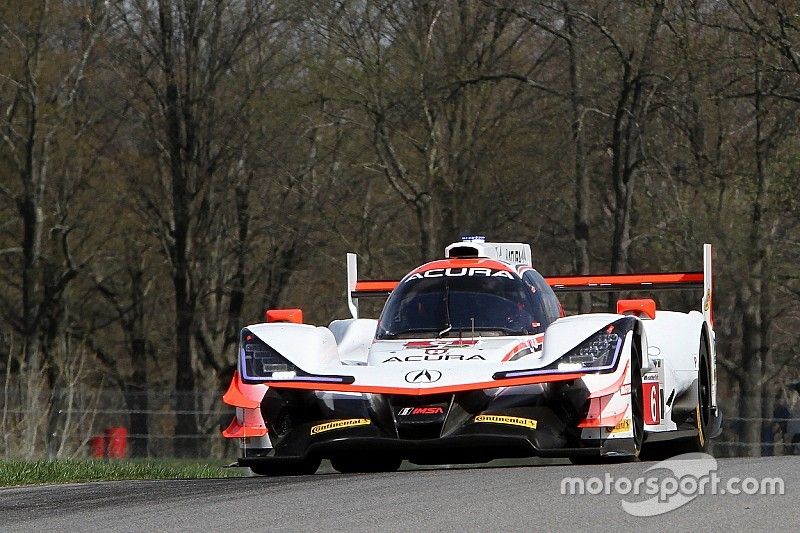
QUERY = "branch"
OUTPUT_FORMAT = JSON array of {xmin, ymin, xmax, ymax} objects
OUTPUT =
[{"xmin": 445, "ymin": 74, "xmax": 565, "ymax": 100}]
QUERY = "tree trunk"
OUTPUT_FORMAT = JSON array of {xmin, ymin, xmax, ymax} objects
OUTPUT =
[
  {"xmin": 159, "ymin": 0, "xmax": 199, "ymax": 457},
  {"xmin": 564, "ymin": 3, "xmax": 591, "ymax": 313},
  {"xmin": 609, "ymin": 1, "xmax": 665, "ymax": 277},
  {"xmin": 737, "ymin": 44, "xmax": 772, "ymax": 457},
  {"xmin": 124, "ymin": 383, "xmax": 149, "ymax": 458}
]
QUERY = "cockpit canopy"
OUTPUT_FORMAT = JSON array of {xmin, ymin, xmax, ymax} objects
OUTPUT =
[{"xmin": 375, "ymin": 265, "xmax": 557, "ymax": 340}]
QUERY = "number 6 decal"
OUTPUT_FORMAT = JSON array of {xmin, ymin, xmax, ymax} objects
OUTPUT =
[{"xmin": 642, "ymin": 382, "xmax": 661, "ymax": 425}]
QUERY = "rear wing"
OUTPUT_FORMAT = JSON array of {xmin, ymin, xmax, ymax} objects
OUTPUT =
[{"xmin": 346, "ymin": 244, "xmax": 713, "ymax": 326}]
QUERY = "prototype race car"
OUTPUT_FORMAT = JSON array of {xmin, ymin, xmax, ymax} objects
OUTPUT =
[{"xmin": 222, "ymin": 237, "xmax": 722, "ymax": 475}]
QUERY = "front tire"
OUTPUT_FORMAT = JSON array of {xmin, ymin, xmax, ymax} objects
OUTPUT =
[
  {"xmin": 570, "ymin": 337, "xmax": 644, "ymax": 464},
  {"xmin": 629, "ymin": 337, "xmax": 645, "ymax": 457}
]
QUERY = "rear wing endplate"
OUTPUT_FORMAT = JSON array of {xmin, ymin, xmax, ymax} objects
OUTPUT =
[{"xmin": 347, "ymin": 244, "xmax": 713, "ymax": 326}]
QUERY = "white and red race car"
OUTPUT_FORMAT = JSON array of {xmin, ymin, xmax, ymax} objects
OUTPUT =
[{"xmin": 222, "ymin": 237, "xmax": 722, "ymax": 475}]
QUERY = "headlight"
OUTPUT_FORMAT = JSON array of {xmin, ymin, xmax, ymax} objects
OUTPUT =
[
  {"xmin": 240, "ymin": 328, "xmax": 297, "ymax": 378},
  {"xmin": 550, "ymin": 320, "xmax": 629, "ymax": 371}
]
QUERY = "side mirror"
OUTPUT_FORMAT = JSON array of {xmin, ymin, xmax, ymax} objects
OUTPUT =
[
  {"xmin": 616, "ymin": 299, "xmax": 656, "ymax": 320},
  {"xmin": 264, "ymin": 308, "xmax": 304, "ymax": 324}
]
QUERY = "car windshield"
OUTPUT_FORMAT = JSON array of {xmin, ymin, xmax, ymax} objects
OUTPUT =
[{"xmin": 375, "ymin": 271, "xmax": 542, "ymax": 339}]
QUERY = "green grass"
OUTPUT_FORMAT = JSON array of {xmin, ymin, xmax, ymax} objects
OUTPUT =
[{"xmin": 0, "ymin": 459, "xmax": 245, "ymax": 487}]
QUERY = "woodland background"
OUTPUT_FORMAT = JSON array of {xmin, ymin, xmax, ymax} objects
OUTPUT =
[{"xmin": 1, "ymin": 0, "xmax": 800, "ymax": 457}]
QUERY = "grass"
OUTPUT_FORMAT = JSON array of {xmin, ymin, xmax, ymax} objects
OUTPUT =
[{"xmin": 0, "ymin": 458, "xmax": 246, "ymax": 487}]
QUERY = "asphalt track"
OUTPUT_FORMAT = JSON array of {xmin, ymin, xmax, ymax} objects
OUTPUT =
[{"xmin": 1, "ymin": 456, "xmax": 797, "ymax": 532}]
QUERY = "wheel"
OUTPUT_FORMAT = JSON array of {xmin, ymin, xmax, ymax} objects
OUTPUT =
[
  {"xmin": 249, "ymin": 457, "xmax": 321, "ymax": 477},
  {"xmin": 331, "ymin": 456, "xmax": 402, "ymax": 473},
  {"xmin": 629, "ymin": 338, "xmax": 645, "ymax": 457},
  {"xmin": 570, "ymin": 338, "xmax": 644, "ymax": 465},
  {"xmin": 640, "ymin": 335, "xmax": 711, "ymax": 461},
  {"xmin": 677, "ymin": 335, "xmax": 711, "ymax": 453}
]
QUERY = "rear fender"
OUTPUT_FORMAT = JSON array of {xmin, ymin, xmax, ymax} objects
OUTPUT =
[{"xmin": 641, "ymin": 310, "xmax": 707, "ymax": 398}]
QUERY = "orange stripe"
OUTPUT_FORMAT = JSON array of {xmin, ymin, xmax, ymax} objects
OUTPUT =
[
  {"xmin": 576, "ymin": 407, "xmax": 628, "ymax": 428},
  {"xmin": 587, "ymin": 361, "xmax": 630, "ymax": 399},
  {"xmin": 410, "ymin": 259, "xmax": 514, "ymax": 273},
  {"xmin": 354, "ymin": 280, "xmax": 399, "ymax": 292},
  {"xmin": 545, "ymin": 272, "xmax": 703, "ymax": 287},
  {"xmin": 355, "ymin": 272, "xmax": 703, "ymax": 292},
  {"xmin": 266, "ymin": 372, "xmax": 585, "ymax": 396},
  {"xmin": 501, "ymin": 341, "xmax": 530, "ymax": 362},
  {"xmin": 222, "ymin": 370, "xmax": 267, "ymax": 409},
  {"xmin": 221, "ymin": 416, "xmax": 268, "ymax": 438}
]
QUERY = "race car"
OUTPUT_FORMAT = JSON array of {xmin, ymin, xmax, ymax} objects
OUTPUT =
[{"xmin": 222, "ymin": 237, "xmax": 722, "ymax": 475}]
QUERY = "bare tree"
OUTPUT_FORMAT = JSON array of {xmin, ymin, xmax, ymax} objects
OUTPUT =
[
  {"xmin": 0, "ymin": 0, "xmax": 111, "ymax": 453},
  {"xmin": 313, "ymin": 0, "xmax": 558, "ymax": 261},
  {"xmin": 112, "ymin": 0, "xmax": 290, "ymax": 455},
  {"xmin": 0, "ymin": 0, "xmax": 108, "ymax": 369}
]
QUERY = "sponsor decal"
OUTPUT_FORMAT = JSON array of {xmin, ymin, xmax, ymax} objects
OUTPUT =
[
  {"xmin": 398, "ymin": 406, "xmax": 445, "ymax": 416},
  {"xmin": 531, "ymin": 334, "xmax": 544, "ymax": 352},
  {"xmin": 310, "ymin": 418, "xmax": 370, "ymax": 435},
  {"xmin": 643, "ymin": 382, "xmax": 661, "ymax": 424},
  {"xmin": 643, "ymin": 372, "xmax": 659, "ymax": 381},
  {"xmin": 504, "ymin": 249, "xmax": 528, "ymax": 264},
  {"xmin": 384, "ymin": 354, "xmax": 486, "ymax": 362},
  {"xmin": 405, "ymin": 340, "xmax": 478, "ymax": 349},
  {"xmin": 504, "ymin": 336, "xmax": 545, "ymax": 362},
  {"xmin": 610, "ymin": 418, "xmax": 632, "ymax": 434},
  {"xmin": 402, "ymin": 268, "xmax": 514, "ymax": 282},
  {"xmin": 397, "ymin": 341, "xmax": 483, "ymax": 359},
  {"xmin": 620, "ymin": 383, "xmax": 631, "ymax": 396},
  {"xmin": 474, "ymin": 414, "xmax": 537, "ymax": 429},
  {"xmin": 405, "ymin": 369, "xmax": 442, "ymax": 383}
]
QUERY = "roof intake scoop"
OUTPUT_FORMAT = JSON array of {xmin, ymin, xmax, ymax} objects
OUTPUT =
[{"xmin": 444, "ymin": 239, "xmax": 533, "ymax": 268}]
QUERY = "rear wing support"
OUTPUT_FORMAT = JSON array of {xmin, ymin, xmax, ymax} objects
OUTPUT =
[
  {"xmin": 703, "ymin": 242, "xmax": 713, "ymax": 327},
  {"xmin": 347, "ymin": 253, "xmax": 358, "ymax": 319}
]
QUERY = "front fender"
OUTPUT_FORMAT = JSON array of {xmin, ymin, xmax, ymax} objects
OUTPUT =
[
  {"xmin": 542, "ymin": 313, "xmax": 651, "ymax": 371},
  {"xmin": 244, "ymin": 323, "xmax": 339, "ymax": 373}
]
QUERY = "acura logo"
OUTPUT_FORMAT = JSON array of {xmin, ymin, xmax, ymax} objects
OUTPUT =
[{"xmin": 405, "ymin": 369, "xmax": 442, "ymax": 384}]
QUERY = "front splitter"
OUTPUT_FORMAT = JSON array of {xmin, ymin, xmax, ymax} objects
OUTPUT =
[{"xmin": 237, "ymin": 433, "xmax": 637, "ymax": 470}]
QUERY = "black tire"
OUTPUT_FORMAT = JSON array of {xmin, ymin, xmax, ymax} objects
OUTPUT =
[
  {"xmin": 570, "ymin": 338, "xmax": 644, "ymax": 465},
  {"xmin": 249, "ymin": 457, "xmax": 321, "ymax": 477},
  {"xmin": 678, "ymin": 335, "xmax": 711, "ymax": 453},
  {"xmin": 331, "ymin": 456, "xmax": 402, "ymax": 474},
  {"xmin": 640, "ymin": 334, "xmax": 711, "ymax": 461},
  {"xmin": 629, "ymin": 338, "xmax": 645, "ymax": 457}
]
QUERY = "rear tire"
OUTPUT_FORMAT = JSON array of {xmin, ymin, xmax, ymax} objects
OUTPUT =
[
  {"xmin": 640, "ymin": 335, "xmax": 711, "ymax": 461},
  {"xmin": 677, "ymin": 335, "xmax": 711, "ymax": 453}
]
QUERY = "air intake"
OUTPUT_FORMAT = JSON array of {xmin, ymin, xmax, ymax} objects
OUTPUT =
[{"xmin": 443, "ymin": 240, "xmax": 533, "ymax": 267}]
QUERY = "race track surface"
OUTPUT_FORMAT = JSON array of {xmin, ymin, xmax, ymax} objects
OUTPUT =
[{"xmin": 1, "ymin": 456, "xmax": 797, "ymax": 532}]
